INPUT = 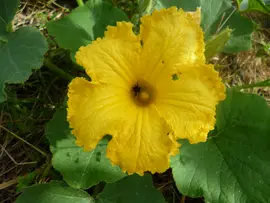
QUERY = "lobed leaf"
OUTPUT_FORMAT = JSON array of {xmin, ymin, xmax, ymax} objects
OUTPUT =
[
  {"xmin": 0, "ymin": 27, "xmax": 48, "ymax": 103},
  {"xmin": 171, "ymin": 89, "xmax": 270, "ymax": 203},
  {"xmin": 16, "ymin": 176, "xmax": 165, "ymax": 203},
  {"xmin": 46, "ymin": 1, "xmax": 129, "ymax": 58},
  {"xmin": 45, "ymin": 107, "xmax": 126, "ymax": 189},
  {"xmin": 0, "ymin": 0, "xmax": 48, "ymax": 103}
]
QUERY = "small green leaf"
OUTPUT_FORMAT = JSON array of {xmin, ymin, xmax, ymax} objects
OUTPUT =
[
  {"xmin": 236, "ymin": 79, "xmax": 270, "ymax": 89},
  {"xmin": 221, "ymin": 9, "xmax": 254, "ymax": 53},
  {"xmin": 16, "ymin": 171, "xmax": 37, "ymax": 193},
  {"xmin": 138, "ymin": 0, "xmax": 155, "ymax": 15},
  {"xmin": 171, "ymin": 89, "xmax": 270, "ymax": 203},
  {"xmin": 45, "ymin": 107, "xmax": 126, "ymax": 189},
  {"xmin": 205, "ymin": 27, "xmax": 232, "ymax": 60},
  {"xmin": 16, "ymin": 181, "xmax": 93, "ymax": 203},
  {"xmin": 0, "ymin": 27, "xmax": 48, "ymax": 103},
  {"xmin": 237, "ymin": 0, "xmax": 270, "ymax": 15},
  {"xmin": 0, "ymin": 0, "xmax": 19, "ymax": 35},
  {"xmin": 96, "ymin": 174, "xmax": 166, "ymax": 203},
  {"xmin": 46, "ymin": 1, "xmax": 128, "ymax": 57}
]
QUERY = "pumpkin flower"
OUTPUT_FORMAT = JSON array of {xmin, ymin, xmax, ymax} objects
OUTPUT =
[{"xmin": 67, "ymin": 7, "xmax": 225, "ymax": 175}]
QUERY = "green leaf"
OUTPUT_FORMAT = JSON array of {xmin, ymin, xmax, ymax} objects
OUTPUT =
[
  {"xmin": 236, "ymin": 79, "xmax": 270, "ymax": 89},
  {"xmin": 237, "ymin": 0, "xmax": 270, "ymax": 15},
  {"xmin": 221, "ymin": 9, "xmax": 254, "ymax": 52},
  {"xmin": 205, "ymin": 27, "xmax": 232, "ymax": 61},
  {"xmin": 138, "ymin": 0, "xmax": 156, "ymax": 15},
  {"xmin": 96, "ymin": 174, "xmax": 166, "ymax": 203},
  {"xmin": 45, "ymin": 107, "xmax": 126, "ymax": 189},
  {"xmin": 0, "ymin": 27, "xmax": 48, "ymax": 103},
  {"xmin": 16, "ymin": 171, "xmax": 37, "ymax": 193},
  {"xmin": 16, "ymin": 181, "xmax": 93, "ymax": 203},
  {"xmin": 171, "ymin": 89, "xmax": 270, "ymax": 203},
  {"xmin": 155, "ymin": 0, "xmax": 201, "ymax": 11},
  {"xmin": 155, "ymin": 0, "xmax": 255, "ymax": 53},
  {"xmin": 0, "ymin": 0, "xmax": 19, "ymax": 35},
  {"xmin": 46, "ymin": 1, "xmax": 128, "ymax": 57}
]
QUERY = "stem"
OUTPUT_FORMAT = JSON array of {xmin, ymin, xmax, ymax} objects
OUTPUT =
[
  {"xmin": 180, "ymin": 195, "xmax": 186, "ymax": 203},
  {"xmin": 235, "ymin": 79, "xmax": 270, "ymax": 90},
  {"xmin": 40, "ymin": 163, "xmax": 52, "ymax": 180},
  {"xmin": 6, "ymin": 22, "xmax": 13, "ymax": 32},
  {"xmin": 76, "ymin": 0, "xmax": 84, "ymax": 6},
  {"xmin": 0, "ymin": 125, "xmax": 48, "ymax": 157},
  {"xmin": 44, "ymin": 59, "xmax": 74, "ymax": 81},
  {"xmin": 0, "ymin": 178, "xmax": 17, "ymax": 190}
]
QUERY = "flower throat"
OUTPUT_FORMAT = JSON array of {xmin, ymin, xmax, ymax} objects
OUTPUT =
[{"xmin": 131, "ymin": 80, "xmax": 155, "ymax": 107}]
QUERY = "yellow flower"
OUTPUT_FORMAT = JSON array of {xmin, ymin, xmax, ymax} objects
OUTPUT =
[{"xmin": 67, "ymin": 7, "xmax": 225, "ymax": 175}]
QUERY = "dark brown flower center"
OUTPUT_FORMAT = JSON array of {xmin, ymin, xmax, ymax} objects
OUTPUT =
[{"xmin": 131, "ymin": 80, "xmax": 155, "ymax": 106}]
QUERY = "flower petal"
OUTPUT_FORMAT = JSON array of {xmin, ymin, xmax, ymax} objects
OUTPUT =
[
  {"xmin": 154, "ymin": 64, "xmax": 225, "ymax": 144},
  {"xmin": 68, "ymin": 77, "xmax": 180, "ymax": 175},
  {"xmin": 75, "ymin": 22, "xmax": 140, "ymax": 86},
  {"xmin": 106, "ymin": 106, "xmax": 180, "ymax": 175},
  {"xmin": 187, "ymin": 8, "xmax": 201, "ymax": 25},
  {"xmin": 67, "ymin": 77, "xmax": 135, "ymax": 150},
  {"xmin": 139, "ymin": 7, "xmax": 205, "ymax": 81}
]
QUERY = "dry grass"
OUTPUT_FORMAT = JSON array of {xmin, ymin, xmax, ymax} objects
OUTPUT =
[{"xmin": 214, "ymin": 32, "xmax": 270, "ymax": 103}]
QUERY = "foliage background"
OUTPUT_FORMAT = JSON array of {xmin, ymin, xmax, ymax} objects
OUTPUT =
[{"xmin": 0, "ymin": 0, "xmax": 269, "ymax": 202}]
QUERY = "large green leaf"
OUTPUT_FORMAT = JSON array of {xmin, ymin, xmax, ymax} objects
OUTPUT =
[
  {"xmin": 46, "ymin": 1, "xmax": 128, "ymax": 56},
  {"xmin": 237, "ymin": 0, "xmax": 270, "ymax": 14},
  {"xmin": 45, "ymin": 107, "xmax": 126, "ymax": 189},
  {"xmin": 96, "ymin": 174, "xmax": 166, "ymax": 203},
  {"xmin": 16, "ymin": 181, "xmax": 93, "ymax": 203},
  {"xmin": 16, "ymin": 176, "xmax": 166, "ymax": 203},
  {"xmin": 171, "ymin": 89, "xmax": 270, "ymax": 203},
  {"xmin": 0, "ymin": 28, "xmax": 48, "ymax": 103},
  {"xmin": 0, "ymin": 0, "xmax": 19, "ymax": 35},
  {"xmin": 154, "ymin": 0, "xmax": 255, "ymax": 53},
  {"xmin": 0, "ymin": 0, "xmax": 48, "ymax": 103}
]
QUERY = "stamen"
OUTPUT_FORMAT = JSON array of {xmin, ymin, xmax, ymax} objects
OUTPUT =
[
  {"xmin": 131, "ymin": 80, "xmax": 155, "ymax": 106},
  {"xmin": 138, "ymin": 91, "xmax": 150, "ymax": 102}
]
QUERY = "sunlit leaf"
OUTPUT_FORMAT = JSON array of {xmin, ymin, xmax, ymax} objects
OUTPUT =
[
  {"xmin": 45, "ymin": 107, "xmax": 126, "ymax": 189},
  {"xmin": 46, "ymin": 1, "xmax": 128, "ymax": 57},
  {"xmin": 171, "ymin": 89, "xmax": 270, "ymax": 203},
  {"xmin": 205, "ymin": 27, "xmax": 232, "ymax": 60}
]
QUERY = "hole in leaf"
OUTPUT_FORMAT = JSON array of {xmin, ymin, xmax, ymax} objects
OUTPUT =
[{"xmin": 96, "ymin": 152, "xmax": 101, "ymax": 162}]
